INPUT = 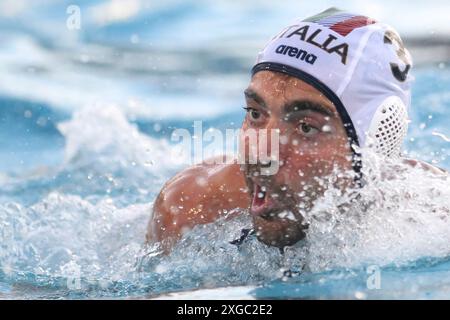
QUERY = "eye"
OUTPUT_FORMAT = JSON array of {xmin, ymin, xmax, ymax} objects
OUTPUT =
[
  {"xmin": 244, "ymin": 107, "xmax": 262, "ymax": 121},
  {"xmin": 299, "ymin": 122, "xmax": 319, "ymax": 136}
]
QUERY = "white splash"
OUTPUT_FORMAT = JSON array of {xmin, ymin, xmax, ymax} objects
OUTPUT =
[
  {"xmin": 0, "ymin": 192, "xmax": 152, "ymax": 282},
  {"xmin": 432, "ymin": 131, "xmax": 450, "ymax": 142},
  {"xmin": 303, "ymin": 150, "xmax": 450, "ymax": 272}
]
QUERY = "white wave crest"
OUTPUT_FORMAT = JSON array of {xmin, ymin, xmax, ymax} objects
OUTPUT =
[{"xmin": 57, "ymin": 104, "xmax": 188, "ymax": 171}]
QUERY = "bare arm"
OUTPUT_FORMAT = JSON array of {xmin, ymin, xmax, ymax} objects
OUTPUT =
[{"xmin": 146, "ymin": 162, "xmax": 250, "ymax": 252}]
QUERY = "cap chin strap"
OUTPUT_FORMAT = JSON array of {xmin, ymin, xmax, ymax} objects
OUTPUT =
[{"xmin": 252, "ymin": 62, "xmax": 363, "ymax": 187}]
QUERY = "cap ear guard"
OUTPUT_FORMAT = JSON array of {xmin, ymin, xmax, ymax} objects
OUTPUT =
[{"xmin": 366, "ymin": 96, "xmax": 408, "ymax": 158}]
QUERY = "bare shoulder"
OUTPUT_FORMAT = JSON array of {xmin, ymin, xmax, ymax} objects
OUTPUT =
[
  {"xmin": 402, "ymin": 158, "xmax": 448, "ymax": 176},
  {"xmin": 146, "ymin": 160, "xmax": 250, "ymax": 251}
]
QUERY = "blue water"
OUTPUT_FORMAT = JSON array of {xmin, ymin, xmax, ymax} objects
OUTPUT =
[{"xmin": 0, "ymin": 0, "xmax": 450, "ymax": 299}]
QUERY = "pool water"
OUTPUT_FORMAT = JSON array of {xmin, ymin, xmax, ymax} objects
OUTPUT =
[{"xmin": 0, "ymin": 0, "xmax": 449, "ymax": 299}]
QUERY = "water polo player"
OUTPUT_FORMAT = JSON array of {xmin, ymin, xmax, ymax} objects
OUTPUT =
[{"xmin": 147, "ymin": 8, "xmax": 447, "ymax": 252}]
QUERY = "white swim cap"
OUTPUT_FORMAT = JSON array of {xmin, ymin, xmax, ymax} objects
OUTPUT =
[{"xmin": 252, "ymin": 7, "xmax": 413, "ymax": 176}]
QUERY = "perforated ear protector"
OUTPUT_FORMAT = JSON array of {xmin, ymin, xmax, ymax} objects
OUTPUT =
[{"xmin": 366, "ymin": 96, "xmax": 408, "ymax": 158}]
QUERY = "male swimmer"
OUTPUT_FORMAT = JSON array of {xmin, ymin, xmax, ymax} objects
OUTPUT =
[{"xmin": 146, "ymin": 8, "xmax": 447, "ymax": 252}]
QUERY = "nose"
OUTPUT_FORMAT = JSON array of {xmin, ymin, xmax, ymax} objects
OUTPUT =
[
  {"xmin": 242, "ymin": 118, "xmax": 284, "ymax": 176},
  {"xmin": 245, "ymin": 158, "xmax": 274, "ymax": 173},
  {"xmin": 262, "ymin": 117, "xmax": 279, "ymax": 152},
  {"xmin": 245, "ymin": 161, "xmax": 274, "ymax": 181},
  {"xmin": 251, "ymin": 118, "xmax": 279, "ymax": 157}
]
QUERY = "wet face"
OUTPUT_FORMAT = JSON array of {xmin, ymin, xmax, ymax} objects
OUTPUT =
[{"xmin": 240, "ymin": 71, "xmax": 354, "ymax": 248}]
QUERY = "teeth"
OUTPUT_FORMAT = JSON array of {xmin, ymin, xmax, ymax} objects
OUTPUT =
[{"xmin": 257, "ymin": 192, "xmax": 265, "ymax": 199}]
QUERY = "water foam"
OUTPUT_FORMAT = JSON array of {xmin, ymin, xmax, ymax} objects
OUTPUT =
[
  {"xmin": 1, "ymin": 105, "xmax": 450, "ymax": 298},
  {"xmin": 142, "ymin": 151, "xmax": 450, "ymax": 285},
  {"xmin": 0, "ymin": 193, "xmax": 151, "ymax": 296},
  {"xmin": 299, "ymin": 153, "xmax": 449, "ymax": 272}
]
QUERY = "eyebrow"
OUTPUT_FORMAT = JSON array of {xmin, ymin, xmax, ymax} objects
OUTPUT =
[
  {"xmin": 244, "ymin": 88, "xmax": 334, "ymax": 117},
  {"xmin": 244, "ymin": 89, "xmax": 267, "ymax": 108},
  {"xmin": 284, "ymin": 100, "xmax": 334, "ymax": 118}
]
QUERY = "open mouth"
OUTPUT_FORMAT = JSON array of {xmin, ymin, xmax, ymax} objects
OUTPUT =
[{"xmin": 250, "ymin": 184, "xmax": 277, "ymax": 218}]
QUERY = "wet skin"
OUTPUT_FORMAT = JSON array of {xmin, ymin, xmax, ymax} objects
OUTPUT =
[{"xmin": 146, "ymin": 71, "xmax": 447, "ymax": 253}]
